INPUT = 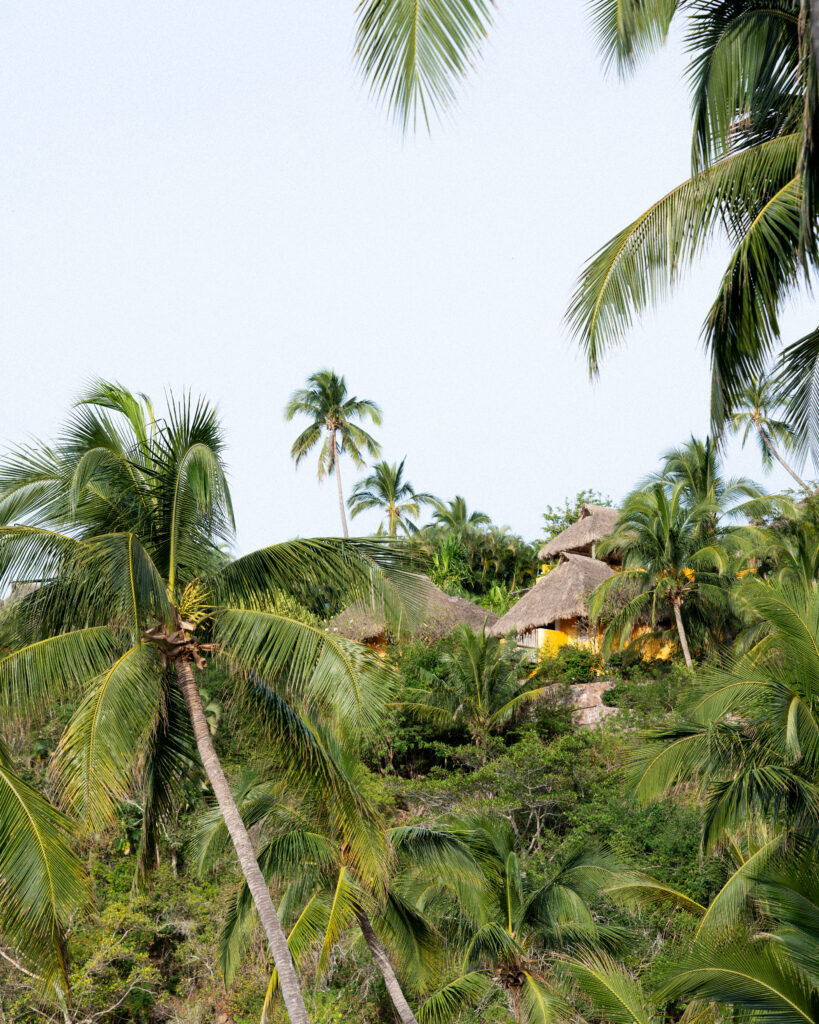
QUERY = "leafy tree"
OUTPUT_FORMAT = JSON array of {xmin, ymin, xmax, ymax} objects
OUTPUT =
[
  {"xmin": 419, "ymin": 815, "xmax": 622, "ymax": 1024},
  {"xmin": 348, "ymin": 458, "xmax": 436, "ymax": 538},
  {"xmin": 285, "ymin": 369, "xmax": 382, "ymax": 538},
  {"xmin": 400, "ymin": 624, "xmax": 554, "ymax": 760},
  {"xmin": 567, "ymin": 0, "xmax": 819, "ymax": 429},
  {"xmin": 541, "ymin": 490, "xmax": 613, "ymax": 545},
  {"xmin": 729, "ymin": 377, "xmax": 809, "ymax": 489},
  {"xmin": 0, "ymin": 381, "xmax": 415, "ymax": 1024},
  {"xmin": 590, "ymin": 483, "xmax": 730, "ymax": 667}
]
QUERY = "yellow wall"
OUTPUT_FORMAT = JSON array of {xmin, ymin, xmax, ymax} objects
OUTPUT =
[{"xmin": 534, "ymin": 616, "xmax": 666, "ymax": 660}]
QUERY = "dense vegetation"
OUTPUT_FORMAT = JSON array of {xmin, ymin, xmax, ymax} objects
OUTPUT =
[
  {"xmin": 1, "ymin": 375, "xmax": 818, "ymax": 1024},
  {"xmin": 6, "ymin": 0, "xmax": 819, "ymax": 1021}
]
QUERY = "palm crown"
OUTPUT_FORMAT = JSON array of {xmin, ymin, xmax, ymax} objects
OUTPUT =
[
  {"xmin": 285, "ymin": 369, "xmax": 382, "ymax": 538},
  {"xmin": 348, "ymin": 458, "xmax": 436, "ymax": 537},
  {"xmin": 729, "ymin": 377, "xmax": 809, "ymax": 489}
]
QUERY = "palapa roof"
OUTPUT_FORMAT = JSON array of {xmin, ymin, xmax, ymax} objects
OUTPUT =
[
  {"xmin": 327, "ymin": 576, "xmax": 498, "ymax": 643},
  {"xmin": 490, "ymin": 553, "xmax": 614, "ymax": 636},
  {"xmin": 538, "ymin": 504, "xmax": 620, "ymax": 561}
]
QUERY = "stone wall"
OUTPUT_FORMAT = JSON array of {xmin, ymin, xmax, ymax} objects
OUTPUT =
[{"xmin": 568, "ymin": 679, "xmax": 617, "ymax": 727}]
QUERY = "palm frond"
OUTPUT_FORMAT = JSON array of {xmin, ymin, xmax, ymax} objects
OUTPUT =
[
  {"xmin": 51, "ymin": 645, "xmax": 164, "ymax": 829},
  {"xmin": 0, "ymin": 740, "xmax": 89, "ymax": 993},
  {"xmin": 355, "ymin": 0, "xmax": 494, "ymax": 132}
]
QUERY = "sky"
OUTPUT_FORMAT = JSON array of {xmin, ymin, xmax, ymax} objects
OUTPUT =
[{"xmin": 1, "ymin": 2, "xmax": 816, "ymax": 553}]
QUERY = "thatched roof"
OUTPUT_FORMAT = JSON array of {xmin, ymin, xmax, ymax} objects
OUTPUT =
[
  {"xmin": 489, "ymin": 554, "xmax": 614, "ymax": 636},
  {"xmin": 327, "ymin": 576, "xmax": 498, "ymax": 643},
  {"xmin": 538, "ymin": 504, "xmax": 620, "ymax": 561}
]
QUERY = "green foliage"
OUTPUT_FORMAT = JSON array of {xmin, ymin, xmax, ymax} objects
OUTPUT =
[{"xmin": 541, "ymin": 490, "xmax": 613, "ymax": 544}]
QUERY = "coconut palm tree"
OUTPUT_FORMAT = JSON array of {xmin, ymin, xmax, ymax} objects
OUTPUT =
[
  {"xmin": 589, "ymin": 483, "xmax": 730, "ymax": 667},
  {"xmin": 419, "ymin": 816, "xmax": 622, "ymax": 1024},
  {"xmin": 431, "ymin": 496, "xmax": 490, "ymax": 537},
  {"xmin": 348, "ymin": 458, "xmax": 436, "ymax": 538},
  {"xmin": 285, "ymin": 370, "xmax": 382, "ymax": 538},
  {"xmin": 652, "ymin": 436, "xmax": 763, "ymax": 516},
  {"xmin": 400, "ymin": 624, "xmax": 553, "ymax": 760},
  {"xmin": 730, "ymin": 378, "xmax": 809, "ymax": 490},
  {"xmin": 567, "ymin": 0, "xmax": 819, "ymax": 429},
  {"xmin": 628, "ymin": 577, "xmax": 819, "ymax": 849},
  {"xmin": 195, "ymin": 753, "xmax": 483, "ymax": 1024},
  {"xmin": 0, "ymin": 381, "xmax": 418, "ymax": 1024}
]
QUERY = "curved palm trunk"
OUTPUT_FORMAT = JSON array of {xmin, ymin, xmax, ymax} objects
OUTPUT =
[
  {"xmin": 672, "ymin": 597, "xmax": 693, "ymax": 669},
  {"xmin": 754, "ymin": 419, "xmax": 810, "ymax": 490},
  {"xmin": 355, "ymin": 908, "xmax": 419, "ymax": 1024},
  {"xmin": 330, "ymin": 428, "xmax": 349, "ymax": 538},
  {"xmin": 176, "ymin": 660, "xmax": 311, "ymax": 1024}
]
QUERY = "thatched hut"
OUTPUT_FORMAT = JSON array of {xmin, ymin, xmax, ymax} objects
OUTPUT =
[
  {"xmin": 490, "ymin": 553, "xmax": 614, "ymax": 653},
  {"xmin": 327, "ymin": 576, "xmax": 498, "ymax": 646},
  {"xmin": 538, "ymin": 504, "xmax": 620, "ymax": 562}
]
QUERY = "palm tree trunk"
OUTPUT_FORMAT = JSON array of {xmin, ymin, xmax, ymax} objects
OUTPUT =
[
  {"xmin": 754, "ymin": 420, "xmax": 810, "ymax": 490},
  {"xmin": 355, "ymin": 908, "xmax": 419, "ymax": 1024},
  {"xmin": 331, "ymin": 428, "xmax": 349, "ymax": 538},
  {"xmin": 176, "ymin": 660, "xmax": 311, "ymax": 1024},
  {"xmin": 811, "ymin": 0, "xmax": 819, "ymax": 88},
  {"xmin": 672, "ymin": 598, "xmax": 693, "ymax": 669}
]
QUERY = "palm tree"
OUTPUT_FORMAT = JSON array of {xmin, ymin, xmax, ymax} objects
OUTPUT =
[
  {"xmin": 653, "ymin": 436, "xmax": 762, "ymax": 516},
  {"xmin": 589, "ymin": 483, "xmax": 730, "ymax": 667},
  {"xmin": 400, "ymin": 623, "xmax": 552, "ymax": 759},
  {"xmin": 195, "ymin": 755, "xmax": 482, "ymax": 1024},
  {"xmin": 628, "ymin": 577, "xmax": 819, "ymax": 849},
  {"xmin": 348, "ymin": 458, "xmax": 436, "ymax": 538},
  {"xmin": 431, "ymin": 496, "xmax": 490, "ymax": 537},
  {"xmin": 729, "ymin": 378, "xmax": 809, "ymax": 490},
  {"xmin": 419, "ymin": 816, "xmax": 622, "ymax": 1024},
  {"xmin": 0, "ymin": 381, "xmax": 417, "ymax": 1024},
  {"xmin": 285, "ymin": 370, "xmax": 382, "ymax": 538},
  {"xmin": 567, "ymin": 0, "xmax": 818, "ymax": 429}
]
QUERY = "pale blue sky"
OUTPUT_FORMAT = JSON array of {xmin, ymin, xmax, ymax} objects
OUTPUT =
[{"xmin": 1, "ymin": 3, "xmax": 814, "ymax": 551}]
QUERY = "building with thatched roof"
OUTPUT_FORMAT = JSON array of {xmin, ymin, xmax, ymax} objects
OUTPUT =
[
  {"xmin": 327, "ymin": 576, "xmax": 498, "ymax": 647},
  {"xmin": 538, "ymin": 504, "xmax": 620, "ymax": 563},
  {"xmin": 490, "ymin": 553, "xmax": 614, "ymax": 654}
]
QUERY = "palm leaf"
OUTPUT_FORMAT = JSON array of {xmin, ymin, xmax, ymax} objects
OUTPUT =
[
  {"xmin": 51, "ymin": 645, "xmax": 164, "ymax": 829},
  {"xmin": 355, "ymin": 0, "xmax": 494, "ymax": 131},
  {"xmin": 0, "ymin": 739, "xmax": 89, "ymax": 993},
  {"xmin": 564, "ymin": 950, "xmax": 655, "ymax": 1024}
]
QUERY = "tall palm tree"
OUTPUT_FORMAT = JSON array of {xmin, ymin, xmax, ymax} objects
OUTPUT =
[
  {"xmin": 0, "ymin": 382, "xmax": 417, "ymax": 1024},
  {"xmin": 285, "ymin": 370, "xmax": 382, "ymax": 538},
  {"xmin": 196, "ymin": 755, "xmax": 482, "ymax": 1024},
  {"xmin": 729, "ymin": 378, "xmax": 809, "ymax": 490},
  {"xmin": 419, "ymin": 816, "xmax": 622, "ymax": 1024},
  {"xmin": 401, "ymin": 624, "xmax": 552, "ymax": 760},
  {"xmin": 348, "ymin": 458, "xmax": 436, "ymax": 538},
  {"xmin": 567, "ymin": 0, "xmax": 819, "ymax": 430},
  {"xmin": 590, "ymin": 483, "xmax": 730, "ymax": 667}
]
